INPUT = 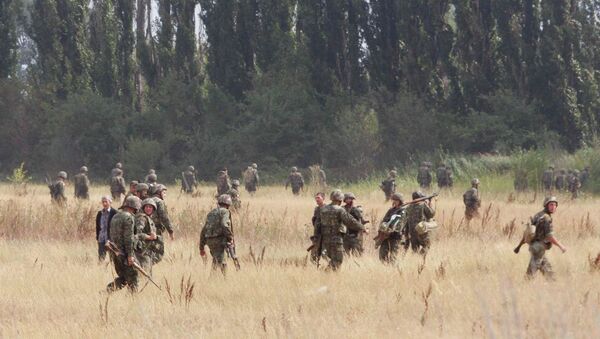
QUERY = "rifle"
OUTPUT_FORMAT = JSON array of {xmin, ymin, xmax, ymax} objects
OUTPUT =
[
  {"xmin": 181, "ymin": 172, "xmax": 190, "ymax": 192},
  {"xmin": 227, "ymin": 212, "xmax": 241, "ymax": 270},
  {"xmin": 105, "ymin": 241, "xmax": 162, "ymax": 290},
  {"xmin": 373, "ymin": 192, "xmax": 439, "ymax": 245}
]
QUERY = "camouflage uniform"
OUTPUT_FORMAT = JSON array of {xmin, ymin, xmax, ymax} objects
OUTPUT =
[
  {"xmin": 135, "ymin": 205, "xmax": 157, "ymax": 272},
  {"xmin": 580, "ymin": 167, "xmax": 590, "ymax": 187},
  {"xmin": 378, "ymin": 204, "xmax": 406, "ymax": 263},
  {"xmin": 310, "ymin": 204, "xmax": 323, "ymax": 264},
  {"xmin": 107, "ymin": 202, "xmax": 139, "ymax": 292},
  {"xmin": 182, "ymin": 166, "xmax": 198, "ymax": 194},
  {"xmin": 286, "ymin": 167, "xmax": 304, "ymax": 195},
  {"xmin": 463, "ymin": 179, "xmax": 481, "ymax": 221},
  {"xmin": 150, "ymin": 186, "xmax": 174, "ymax": 264},
  {"xmin": 527, "ymin": 209, "xmax": 555, "ymax": 279},
  {"xmin": 318, "ymin": 169, "xmax": 327, "ymax": 187},
  {"xmin": 49, "ymin": 172, "xmax": 67, "ymax": 205},
  {"xmin": 417, "ymin": 163, "xmax": 432, "ymax": 189},
  {"xmin": 554, "ymin": 170, "xmax": 567, "ymax": 191},
  {"xmin": 110, "ymin": 168, "xmax": 127, "ymax": 201},
  {"xmin": 227, "ymin": 180, "xmax": 242, "ymax": 210},
  {"xmin": 144, "ymin": 170, "xmax": 156, "ymax": 184},
  {"xmin": 199, "ymin": 203, "xmax": 234, "ymax": 272},
  {"xmin": 244, "ymin": 164, "xmax": 260, "ymax": 194},
  {"xmin": 216, "ymin": 170, "xmax": 231, "ymax": 196},
  {"xmin": 568, "ymin": 170, "xmax": 581, "ymax": 199},
  {"xmin": 542, "ymin": 167, "xmax": 554, "ymax": 191},
  {"xmin": 437, "ymin": 165, "xmax": 452, "ymax": 188},
  {"xmin": 342, "ymin": 195, "xmax": 367, "ymax": 256},
  {"xmin": 405, "ymin": 200, "xmax": 435, "ymax": 255},
  {"xmin": 380, "ymin": 171, "xmax": 396, "ymax": 201},
  {"xmin": 319, "ymin": 191, "xmax": 364, "ymax": 270},
  {"xmin": 73, "ymin": 167, "xmax": 90, "ymax": 199}
]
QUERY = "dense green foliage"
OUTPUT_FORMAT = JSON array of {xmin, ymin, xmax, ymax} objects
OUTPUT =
[{"xmin": 1, "ymin": 0, "xmax": 600, "ymax": 181}]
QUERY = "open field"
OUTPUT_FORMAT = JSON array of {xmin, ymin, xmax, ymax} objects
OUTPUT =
[{"xmin": 1, "ymin": 182, "xmax": 600, "ymax": 338}]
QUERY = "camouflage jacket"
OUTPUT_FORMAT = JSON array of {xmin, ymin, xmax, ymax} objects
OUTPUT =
[
  {"xmin": 417, "ymin": 167, "xmax": 432, "ymax": 185},
  {"xmin": 50, "ymin": 180, "xmax": 67, "ymax": 203},
  {"xmin": 380, "ymin": 177, "xmax": 395, "ymax": 193},
  {"xmin": 244, "ymin": 168, "xmax": 259, "ymax": 186},
  {"xmin": 110, "ymin": 175, "xmax": 126, "ymax": 194},
  {"xmin": 380, "ymin": 206, "xmax": 407, "ymax": 234},
  {"xmin": 312, "ymin": 205, "xmax": 323, "ymax": 235},
  {"xmin": 555, "ymin": 175, "xmax": 566, "ymax": 189},
  {"xmin": 463, "ymin": 188, "xmax": 481, "ymax": 208},
  {"xmin": 343, "ymin": 205, "xmax": 367, "ymax": 235},
  {"xmin": 151, "ymin": 197, "xmax": 173, "ymax": 234},
  {"xmin": 111, "ymin": 168, "xmax": 122, "ymax": 177},
  {"xmin": 199, "ymin": 207, "xmax": 233, "ymax": 247},
  {"xmin": 286, "ymin": 172, "xmax": 304, "ymax": 189},
  {"xmin": 531, "ymin": 210, "xmax": 553, "ymax": 244},
  {"xmin": 542, "ymin": 170, "xmax": 554, "ymax": 185},
  {"xmin": 135, "ymin": 213, "xmax": 156, "ymax": 253},
  {"xmin": 405, "ymin": 203, "xmax": 435, "ymax": 233},
  {"xmin": 319, "ymin": 203, "xmax": 364, "ymax": 236},
  {"xmin": 109, "ymin": 210, "xmax": 136, "ymax": 256},
  {"xmin": 182, "ymin": 170, "xmax": 197, "ymax": 191},
  {"xmin": 73, "ymin": 173, "xmax": 90, "ymax": 193},
  {"xmin": 216, "ymin": 173, "xmax": 231, "ymax": 195},
  {"xmin": 568, "ymin": 176, "xmax": 581, "ymax": 192}
]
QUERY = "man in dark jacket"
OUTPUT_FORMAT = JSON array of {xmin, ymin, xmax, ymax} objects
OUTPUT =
[{"xmin": 96, "ymin": 196, "xmax": 117, "ymax": 261}]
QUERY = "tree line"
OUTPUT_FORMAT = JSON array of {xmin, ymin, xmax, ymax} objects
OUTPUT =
[{"xmin": 0, "ymin": 0, "xmax": 599, "ymax": 181}]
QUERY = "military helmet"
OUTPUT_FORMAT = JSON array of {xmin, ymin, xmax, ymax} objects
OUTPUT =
[
  {"xmin": 252, "ymin": 163, "xmax": 258, "ymax": 169},
  {"xmin": 543, "ymin": 196, "xmax": 558, "ymax": 208},
  {"xmin": 80, "ymin": 166, "xmax": 88, "ymax": 173},
  {"xmin": 141, "ymin": 198, "xmax": 157, "ymax": 210},
  {"xmin": 116, "ymin": 162, "xmax": 122, "ymax": 169},
  {"xmin": 217, "ymin": 194, "xmax": 232, "ymax": 206},
  {"xmin": 391, "ymin": 193, "xmax": 404, "ymax": 202},
  {"xmin": 291, "ymin": 166, "xmax": 298, "ymax": 172},
  {"xmin": 412, "ymin": 191, "xmax": 425, "ymax": 200},
  {"xmin": 330, "ymin": 189, "xmax": 344, "ymax": 202},
  {"xmin": 188, "ymin": 165, "xmax": 195, "ymax": 172},
  {"xmin": 389, "ymin": 170, "xmax": 397, "ymax": 176},
  {"xmin": 121, "ymin": 196, "xmax": 142, "ymax": 211},
  {"xmin": 148, "ymin": 169, "xmax": 155, "ymax": 174},
  {"xmin": 232, "ymin": 179, "xmax": 240, "ymax": 186},
  {"xmin": 344, "ymin": 192, "xmax": 356, "ymax": 201},
  {"xmin": 58, "ymin": 171, "xmax": 68, "ymax": 179},
  {"xmin": 147, "ymin": 173, "xmax": 158, "ymax": 182},
  {"xmin": 471, "ymin": 178, "xmax": 480, "ymax": 186},
  {"xmin": 130, "ymin": 180, "xmax": 139, "ymax": 186},
  {"xmin": 136, "ymin": 183, "xmax": 149, "ymax": 191},
  {"xmin": 154, "ymin": 184, "xmax": 167, "ymax": 194}
]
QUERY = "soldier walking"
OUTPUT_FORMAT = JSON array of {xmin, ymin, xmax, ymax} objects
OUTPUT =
[
  {"xmin": 554, "ymin": 169, "xmax": 567, "ymax": 191},
  {"xmin": 216, "ymin": 168, "xmax": 231, "ymax": 196},
  {"xmin": 378, "ymin": 193, "xmax": 406, "ymax": 263},
  {"xmin": 405, "ymin": 192, "xmax": 435, "ymax": 255},
  {"xmin": 199, "ymin": 194, "xmax": 235, "ymax": 274},
  {"xmin": 227, "ymin": 180, "xmax": 242, "ymax": 210},
  {"xmin": 285, "ymin": 167, "xmax": 305, "ymax": 195},
  {"xmin": 309, "ymin": 192, "xmax": 326, "ymax": 265},
  {"xmin": 417, "ymin": 162, "xmax": 432, "ymax": 190},
  {"xmin": 73, "ymin": 166, "xmax": 90, "ymax": 199},
  {"xmin": 380, "ymin": 170, "xmax": 397, "ymax": 201},
  {"xmin": 318, "ymin": 190, "xmax": 364, "ymax": 271},
  {"xmin": 149, "ymin": 184, "xmax": 175, "ymax": 264},
  {"xmin": 182, "ymin": 166, "xmax": 198, "ymax": 194},
  {"xmin": 110, "ymin": 163, "xmax": 126, "ymax": 202},
  {"xmin": 569, "ymin": 170, "xmax": 581, "ymax": 199},
  {"xmin": 49, "ymin": 171, "xmax": 68, "ymax": 205},
  {"xmin": 437, "ymin": 164, "xmax": 453, "ymax": 188},
  {"xmin": 136, "ymin": 199, "xmax": 158, "ymax": 272},
  {"xmin": 342, "ymin": 193, "xmax": 369, "ymax": 256},
  {"xmin": 463, "ymin": 178, "xmax": 482, "ymax": 221},
  {"xmin": 542, "ymin": 166, "xmax": 554, "ymax": 192},
  {"xmin": 243, "ymin": 163, "xmax": 260, "ymax": 195}
]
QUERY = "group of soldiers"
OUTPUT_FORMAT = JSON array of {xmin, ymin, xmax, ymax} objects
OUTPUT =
[
  {"xmin": 541, "ymin": 165, "xmax": 590, "ymax": 199},
  {"xmin": 379, "ymin": 162, "xmax": 454, "ymax": 202}
]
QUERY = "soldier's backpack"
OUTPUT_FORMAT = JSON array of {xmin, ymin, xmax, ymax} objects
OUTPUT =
[{"xmin": 415, "ymin": 219, "xmax": 439, "ymax": 235}]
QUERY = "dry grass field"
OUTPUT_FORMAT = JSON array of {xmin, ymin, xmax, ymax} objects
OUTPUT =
[{"xmin": 1, "ymin": 182, "xmax": 600, "ymax": 338}]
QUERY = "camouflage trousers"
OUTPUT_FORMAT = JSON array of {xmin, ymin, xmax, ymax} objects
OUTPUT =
[
  {"xmin": 206, "ymin": 237, "xmax": 228, "ymax": 274},
  {"xmin": 571, "ymin": 190, "xmax": 579, "ymax": 199},
  {"xmin": 75, "ymin": 190, "xmax": 89, "ymax": 200},
  {"xmin": 245, "ymin": 183, "xmax": 257, "ymax": 194},
  {"xmin": 409, "ymin": 230, "xmax": 431, "ymax": 255},
  {"xmin": 110, "ymin": 191, "xmax": 122, "ymax": 203},
  {"xmin": 378, "ymin": 234, "xmax": 402, "ymax": 263},
  {"xmin": 136, "ymin": 250, "xmax": 153, "ymax": 273},
  {"xmin": 383, "ymin": 190, "xmax": 393, "ymax": 201},
  {"xmin": 465, "ymin": 206, "xmax": 480, "ymax": 221},
  {"xmin": 343, "ymin": 232, "xmax": 364, "ymax": 256},
  {"xmin": 526, "ymin": 241, "xmax": 554, "ymax": 280},
  {"xmin": 107, "ymin": 252, "xmax": 138, "ymax": 292},
  {"xmin": 309, "ymin": 236, "xmax": 323, "ymax": 265},
  {"xmin": 149, "ymin": 235, "xmax": 165, "ymax": 264},
  {"xmin": 291, "ymin": 186, "xmax": 302, "ymax": 195},
  {"xmin": 322, "ymin": 233, "xmax": 344, "ymax": 271}
]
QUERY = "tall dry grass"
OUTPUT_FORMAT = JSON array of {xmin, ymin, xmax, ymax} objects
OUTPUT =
[{"xmin": 1, "ymin": 182, "xmax": 600, "ymax": 338}]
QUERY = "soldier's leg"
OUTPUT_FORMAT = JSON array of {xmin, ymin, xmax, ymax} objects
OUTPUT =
[
  {"xmin": 327, "ymin": 235, "xmax": 344, "ymax": 271},
  {"xmin": 539, "ymin": 256, "xmax": 555, "ymax": 280},
  {"xmin": 107, "ymin": 253, "xmax": 127, "ymax": 292},
  {"xmin": 410, "ymin": 231, "xmax": 420, "ymax": 252},
  {"xmin": 419, "ymin": 234, "xmax": 431, "ymax": 256},
  {"xmin": 151, "ymin": 236, "xmax": 165, "ymax": 264},
  {"xmin": 379, "ymin": 239, "xmax": 391, "ymax": 263},
  {"xmin": 526, "ymin": 242, "xmax": 545, "ymax": 278},
  {"xmin": 208, "ymin": 240, "xmax": 227, "ymax": 274},
  {"xmin": 343, "ymin": 234, "xmax": 352, "ymax": 255}
]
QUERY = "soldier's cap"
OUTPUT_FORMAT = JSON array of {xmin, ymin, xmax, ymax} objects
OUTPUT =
[
  {"xmin": 543, "ymin": 196, "xmax": 558, "ymax": 208},
  {"xmin": 58, "ymin": 171, "xmax": 68, "ymax": 179},
  {"xmin": 330, "ymin": 189, "xmax": 344, "ymax": 202},
  {"xmin": 412, "ymin": 191, "xmax": 425, "ymax": 200},
  {"xmin": 121, "ymin": 196, "xmax": 141, "ymax": 211},
  {"xmin": 218, "ymin": 194, "xmax": 232, "ymax": 206},
  {"xmin": 116, "ymin": 162, "xmax": 122, "ymax": 169},
  {"xmin": 471, "ymin": 178, "xmax": 480, "ymax": 186},
  {"xmin": 232, "ymin": 179, "xmax": 240, "ymax": 186},
  {"xmin": 80, "ymin": 166, "xmax": 88, "ymax": 173},
  {"xmin": 141, "ymin": 198, "xmax": 157, "ymax": 210},
  {"xmin": 188, "ymin": 165, "xmax": 195, "ymax": 172},
  {"xmin": 391, "ymin": 193, "xmax": 404, "ymax": 202},
  {"xmin": 130, "ymin": 180, "xmax": 139, "ymax": 186},
  {"xmin": 344, "ymin": 192, "xmax": 356, "ymax": 201},
  {"xmin": 136, "ymin": 183, "xmax": 149, "ymax": 191}
]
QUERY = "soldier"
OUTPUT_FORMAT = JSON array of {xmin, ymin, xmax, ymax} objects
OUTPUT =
[
  {"xmin": 73, "ymin": 166, "xmax": 90, "ymax": 199},
  {"xmin": 318, "ymin": 167, "xmax": 327, "ymax": 188},
  {"xmin": 318, "ymin": 190, "xmax": 365, "ymax": 271},
  {"xmin": 110, "ymin": 163, "xmax": 127, "ymax": 202},
  {"xmin": 135, "ymin": 183, "xmax": 150, "ymax": 200},
  {"xmin": 378, "ymin": 193, "xmax": 406, "ymax": 263},
  {"xmin": 524, "ymin": 196, "xmax": 567, "ymax": 280},
  {"xmin": 144, "ymin": 169, "xmax": 156, "ymax": 184},
  {"xmin": 404, "ymin": 191, "xmax": 435, "ymax": 255},
  {"xmin": 149, "ymin": 184, "xmax": 175, "ymax": 264},
  {"xmin": 309, "ymin": 192, "xmax": 326, "ymax": 265},
  {"xmin": 243, "ymin": 164, "xmax": 259, "ymax": 195},
  {"xmin": 125, "ymin": 181, "xmax": 138, "ymax": 199},
  {"xmin": 417, "ymin": 162, "xmax": 432, "ymax": 190},
  {"xmin": 342, "ymin": 193, "xmax": 369, "ymax": 256},
  {"xmin": 542, "ymin": 166, "xmax": 554, "ymax": 192},
  {"xmin": 437, "ymin": 164, "xmax": 448, "ymax": 188},
  {"xmin": 49, "ymin": 171, "xmax": 68, "ymax": 205},
  {"xmin": 216, "ymin": 168, "xmax": 231, "ymax": 196},
  {"xmin": 580, "ymin": 166, "xmax": 590, "ymax": 187},
  {"xmin": 199, "ymin": 194, "xmax": 234, "ymax": 274},
  {"xmin": 227, "ymin": 180, "xmax": 242, "ymax": 210},
  {"xmin": 136, "ymin": 199, "xmax": 158, "ymax": 272},
  {"xmin": 106, "ymin": 196, "xmax": 141, "ymax": 292},
  {"xmin": 182, "ymin": 166, "xmax": 198, "ymax": 194},
  {"xmin": 285, "ymin": 167, "xmax": 305, "ymax": 195},
  {"xmin": 569, "ymin": 170, "xmax": 581, "ymax": 199},
  {"xmin": 554, "ymin": 169, "xmax": 567, "ymax": 191},
  {"xmin": 380, "ymin": 170, "xmax": 397, "ymax": 201},
  {"xmin": 463, "ymin": 178, "xmax": 482, "ymax": 221}
]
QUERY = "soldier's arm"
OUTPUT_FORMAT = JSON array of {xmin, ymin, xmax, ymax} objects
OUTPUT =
[
  {"xmin": 158, "ymin": 201, "xmax": 174, "ymax": 234},
  {"xmin": 123, "ymin": 215, "xmax": 135, "ymax": 257},
  {"xmin": 341, "ymin": 209, "xmax": 364, "ymax": 232},
  {"xmin": 424, "ymin": 203, "xmax": 435, "ymax": 219},
  {"xmin": 220, "ymin": 209, "xmax": 234, "ymax": 242}
]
